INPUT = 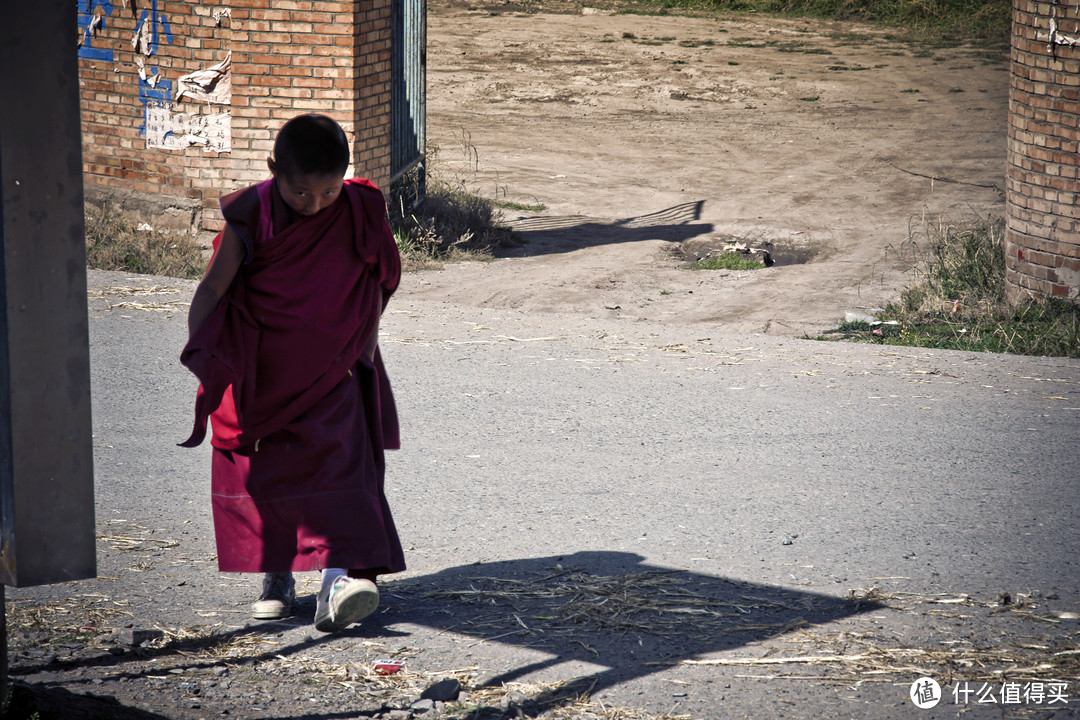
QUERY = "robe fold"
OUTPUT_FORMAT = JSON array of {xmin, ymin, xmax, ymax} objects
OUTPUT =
[{"xmin": 180, "ymin": 178, "xmax": 405, "ymax": 574}]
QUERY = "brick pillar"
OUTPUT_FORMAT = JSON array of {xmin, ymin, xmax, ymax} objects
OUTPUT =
[
  {"xmin": 1006, "ymin": 0, "xmax": 1080, "ymax": 302},
  {"xmin": 353, "ymin": 1, "xmax": 393, "ymax": 190}
]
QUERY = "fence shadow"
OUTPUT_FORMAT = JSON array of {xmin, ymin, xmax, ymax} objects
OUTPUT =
[{"xmin": 497, "ymin": 201, "xmax": 714, "ymax": 258}]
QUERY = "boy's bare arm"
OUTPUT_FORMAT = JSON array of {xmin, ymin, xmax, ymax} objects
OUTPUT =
[
  {"xmin": 188, "ymin": 226, "xmax": 246, "ymax": 338},
  {"xmin": 363, "ymin": 317, "xmax": 379, "ymax": 361},
  {"xmin": 363, "ymin": 290, "xmax": 386, "ymax": 361}
]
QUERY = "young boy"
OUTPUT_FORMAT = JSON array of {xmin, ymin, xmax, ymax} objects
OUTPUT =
[{"xmin": 180, "ymin": 114, "xmax": 405, "ymax": 632}]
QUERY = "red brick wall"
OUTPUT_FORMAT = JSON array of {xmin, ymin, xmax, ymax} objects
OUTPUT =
[
  {"xmin": 77, "ymin": 1, "xmax": 393, "ymax": 235},
  {"xmin": 1006, "ymin": 0, "xmax": 1080, "ymax": 302},
  {"xmin": 353, "ymin": 3, "xmax": 394, "ymax": 187}
]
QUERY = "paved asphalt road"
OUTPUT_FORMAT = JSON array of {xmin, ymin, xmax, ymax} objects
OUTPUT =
[{"xmin": 11, "ymin": 269, "xmax": 1080, "ymax": 719}]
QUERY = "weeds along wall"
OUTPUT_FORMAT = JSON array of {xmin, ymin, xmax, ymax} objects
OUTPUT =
[
  {"xmin": 77, "ymin": 0, "xmax": 392, "ymax": 236},
  {"xmin": 1006, "ymin": 0, "xmax": 1080, "ymax": 302}
]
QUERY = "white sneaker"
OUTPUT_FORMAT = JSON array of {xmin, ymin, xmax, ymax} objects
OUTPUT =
[
  {"xmin": 314, "ymin": 576, "xmax": 379, "ymax": 633},
  {"xmin": 251, "ymin": 572, "xmax": 295, "ymax": 620}
]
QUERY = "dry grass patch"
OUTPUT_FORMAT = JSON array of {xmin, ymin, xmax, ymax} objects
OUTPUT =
[
  {"xmin": 393, "ymin": 176, "xmax": 518, "ymax": 271},
  {"xmin": 820, "ymin": 215, "xmax": 1080, "ymax": 357},
  {"xmin": 426, "ymin": 570, "xmax": 815, "ymax": 641},
  {"xmin": 85, "ymin": 203, "xmax": 207, "ymax": 279}
]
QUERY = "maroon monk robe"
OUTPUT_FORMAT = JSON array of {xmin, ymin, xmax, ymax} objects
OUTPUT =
[{"xmin": 180, "ymin": 178, "xmax": 405, "ymax": 575}]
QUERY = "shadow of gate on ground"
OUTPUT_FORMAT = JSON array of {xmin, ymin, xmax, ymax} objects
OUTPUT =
[
  {"xmin": 497, "ymin": 201, "xmax": 715, "ymax": 258},
  {"xmin": 352, "ymin": 550, "xmax": 880, "ymax": 715},
  {"xmin": 6, "ymin": 550, "xmax": 879, "ymax": 720}
]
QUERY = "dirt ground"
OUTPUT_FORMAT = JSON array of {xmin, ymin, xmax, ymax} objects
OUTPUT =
[
  {"xmin": 412, "ymin": 0, "xmax": 1009, "ymax": 337},
  {"xmin": 4, "ymin": 6, "xmax": 1027, "ymax": 720}
]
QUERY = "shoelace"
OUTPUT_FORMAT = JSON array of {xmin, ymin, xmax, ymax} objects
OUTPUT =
[{"xmin": 263, "ymin": 572, "xmax": 293, "ymax": 600}]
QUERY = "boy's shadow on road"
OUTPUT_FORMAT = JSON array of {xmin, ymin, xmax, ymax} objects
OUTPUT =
[
  {"xmin": 357, "ymin": 550, "xmax": 879, "ymax": 713},
  {"xmin": 494, "ymin": 201, "xmax": 714, "ymax": 258}
]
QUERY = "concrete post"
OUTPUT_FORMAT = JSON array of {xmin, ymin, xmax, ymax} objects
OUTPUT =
[{"xmin": 0, "ymin": 7, "xmax": 98, "ymax": 589}]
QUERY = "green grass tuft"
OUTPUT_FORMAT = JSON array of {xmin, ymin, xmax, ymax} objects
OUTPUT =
[
  {"xmin": 494, "ymin": 199, "xmax": 548, "ymax": 212},
  {"xmin": 691, "ymin": 254, "xmax": 766, "ymax": 271}
]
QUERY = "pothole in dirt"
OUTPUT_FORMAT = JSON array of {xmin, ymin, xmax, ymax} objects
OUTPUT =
[{"xmin": 675, "ymin": 233, "xmax": 822, "ymax": 267}]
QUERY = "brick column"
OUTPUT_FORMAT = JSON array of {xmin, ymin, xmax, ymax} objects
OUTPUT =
[
  {"xmin": 1006, "ymin": 0, "xmax": 1080, "ymax": 302},
  {"xmin": 353, "ymin": 0, "xmax": 393, "ymax": 189}
]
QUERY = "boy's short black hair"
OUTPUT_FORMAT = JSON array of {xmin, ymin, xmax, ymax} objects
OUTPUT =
[{"xmin": 273, "ymin": 114, "xmax": 350, "ymax": 179}]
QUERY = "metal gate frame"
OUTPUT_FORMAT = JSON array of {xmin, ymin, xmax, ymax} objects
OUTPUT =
[{"xmin": 390, "ymin": 0, "xmax": 427, "ymax": 219}]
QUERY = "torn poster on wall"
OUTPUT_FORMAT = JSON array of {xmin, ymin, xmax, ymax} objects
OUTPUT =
[
  {"xmin": 78, "ymin": 0, "xmax": 114, "ymax": 61},
  {"xmin": 136, "ymin": 57, "xmax": 162, "ymax": 88},
  {"xmin": 1045, "ymin": 16, "xmax": 1080, "ymax": 51},
  {"xmin": 145, "ymin": 105, "xmax": 231, "ymax": 152},
  {"xmin": 176, "ymin": 52, "xmax": 232, "ymax": 104},
  {"xmin": 1043, "ymin": 0, "xmax": 1080, "ymax": 53},
  {"xmin": 131, "ymin": 3, "xmax": 172, "ymax": 57}
]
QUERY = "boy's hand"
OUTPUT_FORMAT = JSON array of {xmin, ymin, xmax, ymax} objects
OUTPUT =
[{"xmin": 188, "ymin": 226, "xmax": 245, "ymax": 338}]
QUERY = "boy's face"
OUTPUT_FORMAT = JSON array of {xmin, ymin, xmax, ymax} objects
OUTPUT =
[{"xmin": 268, "ymin": 159, "xmax": 344, "ymax": 217}]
